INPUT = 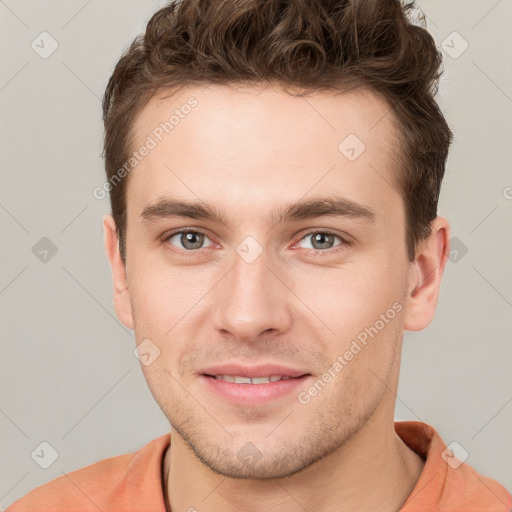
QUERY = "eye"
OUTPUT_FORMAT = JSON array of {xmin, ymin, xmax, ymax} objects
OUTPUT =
[
  {"xmin": 165, "ymin": 230, "xmax": 212, "ymax": 251},
  {"xmin": 296, "ymin": 231, "xmax": 345, "ymax": 251}
]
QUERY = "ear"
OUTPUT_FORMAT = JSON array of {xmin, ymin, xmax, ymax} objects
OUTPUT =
[
  {"xmin": 403, "ymin": 216, "xmax": 450, "ymax": 331},
  {"xmin": 103, "ymin": 214, "xmax": 134, "ymax": 330}
]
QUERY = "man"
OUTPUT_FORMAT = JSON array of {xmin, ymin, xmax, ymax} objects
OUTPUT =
[{"xmin": 7, "ymin": 0, "xmax": 511, "ymax": 511}]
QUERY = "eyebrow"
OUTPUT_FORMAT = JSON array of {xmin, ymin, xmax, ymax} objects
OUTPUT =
[{"xmin": 140, "ymin": 196, "xmax": 376, "ymax": 227}]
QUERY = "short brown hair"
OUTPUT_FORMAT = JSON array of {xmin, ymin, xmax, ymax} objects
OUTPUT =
[{"xmin": 102, "ymin": 0, "xmax": 452, "ymax": 263}]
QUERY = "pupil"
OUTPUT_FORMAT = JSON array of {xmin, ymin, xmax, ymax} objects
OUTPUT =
[
  {"xmin": 183, "ymin": 232, "xmax": 202, "ymax": 249},
  {"xmin": 314, "ymin": 233, "xmax": 332, "ymax": 249}
]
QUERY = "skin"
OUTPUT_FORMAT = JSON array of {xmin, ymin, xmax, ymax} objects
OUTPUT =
[{"xmin": 104, "ymin": 83, "xmax": 450, "ymax": 512}]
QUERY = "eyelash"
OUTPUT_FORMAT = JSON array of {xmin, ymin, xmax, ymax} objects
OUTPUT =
[{"xmin": 162, "ymin": 228, "xmax": 350, "ymax": 257}]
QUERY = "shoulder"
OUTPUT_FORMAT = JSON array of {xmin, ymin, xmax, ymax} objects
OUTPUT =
[
  {"xmin": 396, "ymin": 421, "xmax": 512, "ymax": 512},
  {"xmin": 451, "ymin": 462, "xmax": 512, "ymax": 511},
  {"xmin": 5, "ymin": 452, "xmax": 133, "ymax": 512},
  {"xmin": 5, "ymin": 434, "xmax": 171, "ymax": 512}
]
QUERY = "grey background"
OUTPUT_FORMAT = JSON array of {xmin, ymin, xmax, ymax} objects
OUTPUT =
[{"xmin": 1, "ymin": 0, "xmax": 511, "ymax": 508}]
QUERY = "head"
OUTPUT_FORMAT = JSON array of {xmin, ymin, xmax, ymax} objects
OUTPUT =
[{"xmin": 102, "ymin": 0, "xmax": 452, "ymax": 479}]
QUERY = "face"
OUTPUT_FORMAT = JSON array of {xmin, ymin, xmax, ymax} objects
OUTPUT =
[{"xmin": 106, "ymin": 84, "xmax": 440, "ymax": 479}]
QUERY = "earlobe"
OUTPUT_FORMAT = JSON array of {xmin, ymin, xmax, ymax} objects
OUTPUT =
[
  {"xmin": 403, "ymin": 217, "xmax": 450, "ymax": 332},
  {"xmin": 103, "ymin": 214, "xmax": 134, "ymax": 330}
]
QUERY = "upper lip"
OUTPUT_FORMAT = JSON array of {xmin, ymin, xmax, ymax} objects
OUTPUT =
[{"xmin": 200, "ymin": 363, "xmax": 310, "ymax": 378}]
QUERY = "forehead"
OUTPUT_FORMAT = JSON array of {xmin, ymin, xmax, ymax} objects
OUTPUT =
[{"xmin": 127, "ymin": 84, "xmax": 403, "ymax": 224}]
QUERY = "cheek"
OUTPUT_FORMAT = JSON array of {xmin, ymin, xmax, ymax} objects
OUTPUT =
[
  {"xmin": 290, "ymin": 256, "xmax": 405, "ymax": 340},
  {"xmin": 290, "ymin": 255, "xmax": 406, "ymax": 400},
  {"xmin": 128, "ymin": 266, "xmax": 212, "ymax": 380},
  {"xmin": 139, "ymin": 362, "xmax": 184, "ymax": 422},
  {"xmin": 129, "ymin": 261, "xmax": 211, "ymax": 331}
]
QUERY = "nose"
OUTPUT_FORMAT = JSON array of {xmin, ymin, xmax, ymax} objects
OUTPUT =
[{"xmin": 212, "ymin": 245, "xmax": 293, "ymax": 343}]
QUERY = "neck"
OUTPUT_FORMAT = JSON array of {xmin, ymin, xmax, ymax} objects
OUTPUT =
[{"xmin": 163, "ymin": 397, "xmax": 425, "ymax": 512}]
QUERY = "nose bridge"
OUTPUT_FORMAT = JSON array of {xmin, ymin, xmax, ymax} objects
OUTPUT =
[{"xmin": 212, "ymin": 240, "xmax": 291, "ymax": 341}]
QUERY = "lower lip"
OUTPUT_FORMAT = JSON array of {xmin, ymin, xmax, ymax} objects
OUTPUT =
[{"xmin": 199, "ymin": 374, "xmax": 312, "ymax": 406}]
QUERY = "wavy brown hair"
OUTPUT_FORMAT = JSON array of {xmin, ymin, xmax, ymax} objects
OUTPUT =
[{"xmin": 102, "ymin": 0, "xmax": 452, "ymax": 263}]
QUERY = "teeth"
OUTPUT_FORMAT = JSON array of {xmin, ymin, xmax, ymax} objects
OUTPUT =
[
  {"xmin": 234, "ymin": 376, "xmax": 252, "ymax": 384},
  {"xmin": 249, "ymin": 376, "xmax": 270, "ymax": 384},
  {"xmin": 214, "ymin": 375, "xmax": 292, "ymax": 384}
]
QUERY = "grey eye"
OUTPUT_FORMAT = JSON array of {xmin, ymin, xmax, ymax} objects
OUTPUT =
[
  {"xmin": 168, "ymin": 231, "xmax": 212, "ymax": 250},
  {"xmin": 298, "ymin": 232, "xmax": 342, "ymax": 250}
]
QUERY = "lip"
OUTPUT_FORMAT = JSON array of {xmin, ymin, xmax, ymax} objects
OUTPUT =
[
  {"xmin": 198, "ymin": 363, "xmax": 312, "ymax": 406},
  {"xmin": 199, "ymin": 363, "xmax": 310, "ymax": 379},
  {"xmin": 199, "ymin": 374, "xmax": 312, "ymax": 405}
]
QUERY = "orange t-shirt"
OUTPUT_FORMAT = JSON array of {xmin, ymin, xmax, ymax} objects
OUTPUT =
[{"xmin": 6, "ymin": 421, "xmax": 511, "ymax": 511}]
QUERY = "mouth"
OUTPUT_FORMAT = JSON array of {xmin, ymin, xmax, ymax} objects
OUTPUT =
[
  {"xmin": 199, "ymin": 371, "xmax": 312, "ymax": 405},
  {"xmin": 203, "ymin": 374, "xmax": 307, "ymax": 384}
]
